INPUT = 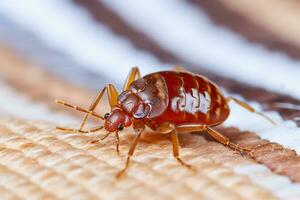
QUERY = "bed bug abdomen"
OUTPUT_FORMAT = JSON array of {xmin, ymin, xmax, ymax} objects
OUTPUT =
[{"xmin": 143, "ymin": 71, "xmax": 230, "ymax": 127}]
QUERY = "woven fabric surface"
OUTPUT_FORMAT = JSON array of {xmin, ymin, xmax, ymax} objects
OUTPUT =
[
  {"xmin": 0, "ymin": 1, "xmax": 300, "ymax": 200},
  {"xmin": 0, "ymin": 118, "xmax": 277, "ymax": 200}
]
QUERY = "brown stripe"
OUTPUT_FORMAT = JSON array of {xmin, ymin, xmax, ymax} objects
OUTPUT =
[
  {"xmin": 73, "ymin": 0, "xmax": 177, "ymax": 63},
  {"xmin": 216, "ymin": 127, "xmax": 300, "ymax": 183},
  {"xmin": 0, "ymin": 45, "xmax": 95, "ymax": 111},
  {"xmin": 74, "ymin": 0, "xmax": 300, "ymax": 126},
  {"xmin": 202, "ymin": 71, "xmax": 300, "ymax": 126},
  {"xmin": 190, "ymin": 0, "xmax": 300, "ymax": 59}
]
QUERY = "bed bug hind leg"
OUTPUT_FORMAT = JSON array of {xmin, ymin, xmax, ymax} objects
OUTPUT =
[
  {"xmin": 177, "ymin": 124, "xmax": 251, "ymax": 155},
  {"xmin": 226, "ymin": 97, "xmax": 276, "ymax": 125},
  {"xmin": 205, "ymin": 126, "xmax": 251, "ymax": 155}
]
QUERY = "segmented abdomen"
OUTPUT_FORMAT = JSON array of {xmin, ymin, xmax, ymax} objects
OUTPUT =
[{"xmin": 147, "ymin": 71, "xmax": 230, "ymax": 126}]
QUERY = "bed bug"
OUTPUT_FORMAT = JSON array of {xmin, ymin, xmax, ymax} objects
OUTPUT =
[{"xmin": 56, "ymin": 67, "xmax": 275, "ymax": 178}]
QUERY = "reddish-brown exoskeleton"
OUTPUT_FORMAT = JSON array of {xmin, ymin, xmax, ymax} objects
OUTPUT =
[{"xmin": 56, "ymin": 67, "xmax": 275, "ymax": 178}]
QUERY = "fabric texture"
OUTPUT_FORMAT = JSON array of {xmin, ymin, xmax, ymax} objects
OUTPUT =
[{"xmin": 0, "ymin": 1, "xmax": 299, "ymax": 200}]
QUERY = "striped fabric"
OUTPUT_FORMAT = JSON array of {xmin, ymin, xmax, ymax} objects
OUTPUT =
[{"xmin": 0, "ymin": 1, "xmax": 299, "ymax": 199}]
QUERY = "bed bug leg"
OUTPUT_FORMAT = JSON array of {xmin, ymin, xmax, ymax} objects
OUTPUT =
[
  {"xmin": 228, "ymin": 142, "xmax": 251, "ymax": 156},
  {"xmin": 116, "ymin": 130, "xmax": 143, "ymax": 179},
  {"xmin": 89, "ymin": 131, "xmax": 112, "ymax": 144},
  {"xmin": 123, "ymin": 67, "xmax": 142, "ymax": 91},
  {"xmin": 90, "ymin": 131, "xmax": 120, "ymax": 153},
  {"xmin": 78, "ymin": 84, "xmax": 119, "ymax": 131},
  {"xmin": 100, "ymin": 131, "xmax": 111, "ymax": 140},
  {"xmin": 115, "ymin": 131, "xmax": 120, "ymax": 154},
  {"xmin": 172, "ymin": 65, "xmax": 189, "ymax": 73},
  {"xmin": 156, "ymin": 123, "xmax": 194, "ymax": 170},
  {"xmin": 57, "ymin": 125, "xmax": 103, "ymax": 133},
  {"xmin": 206, "ymin": 126, "xmax": 251, "ymax": 154},
  {"xmin": 226, "ymin": 97, "xmax": 276, "ymax": 125},
  {"xmin": 177, "ymin": 124, "xmax": 250, "ymax": 155},
  {"xmin": 56, "ymin": 84, "xmax": 119, "ymax": 133},
  {"xmin": 116, "ymin": 120, "xmax": 145, "ymax": 178},
  {"xmin": 171, "ymin": 126, "xmax": 194, "ymax": 170}
]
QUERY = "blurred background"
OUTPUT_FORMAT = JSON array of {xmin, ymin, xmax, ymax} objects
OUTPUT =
[
  {"xmin": 1, "ymin": 2, "xmax": 300, "ymax": 200},
  {"xmin": 0, "ymin": 0, "xmax": 299, "ymax": 124}
]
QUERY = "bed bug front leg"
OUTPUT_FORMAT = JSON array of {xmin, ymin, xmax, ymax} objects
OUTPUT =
[
  {"xmin": 116, "ymin": 120, "xmax": 145, "ymax": 178},
  {"xmin": 56, "ymin": 67, "xmax": 142, "ymax": 134},
  {"xmin": 56, "ymin": 84, "xmax": 119, "ymax": 133},
  {"xmin": 77, "ymin": 84, "xmax": 119, "ymax": 132},
  {"xmin": 57, "ymin": 125, "xmax": 104, "ymax": 133},
  {"xmin": 114, "ymin": 131, "xmax": 120, "ymax": 154}
]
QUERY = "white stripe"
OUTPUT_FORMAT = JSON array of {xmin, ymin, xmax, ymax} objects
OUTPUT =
[
  {"xmin": 233, "ymin": 164, "xmax": 300, "ymax": 200},
  {"xmin": 223, "ymin": 93, "xmax": 300, "ymax": 154},
  {"xmin": 272, "ymin": 103, "xmax": 300, "ymax": 111},
  {"xmin": 102, "ymin": 0, "xmax": 300, "ymax": 99},
  {"xmin": 0, "ymin": 0, "xmax": 167, "ymax": 82},
  {"xmin": 0, "ymin": 82, "xmax": 76, "ymax": 125},
  {"xmin": 223, "ymin": 95, "xmax": 300, "ymax": 200}
]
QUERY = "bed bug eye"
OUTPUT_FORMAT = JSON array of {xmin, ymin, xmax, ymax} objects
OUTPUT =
[
  {"xmin": 104, "ymin": 113, "xmax": 110, "ymax": 119},
  {"xmin": 118, "ymin": 124, "xmax": 124, "ymax": 131}
]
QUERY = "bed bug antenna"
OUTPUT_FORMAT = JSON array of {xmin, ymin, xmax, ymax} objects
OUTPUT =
[
  {"xmin": 226, "ymin": 97, "xmax": 276, "ymax": 125},
  {"xmin": 256, "ymin": 112, "xmax": 276, "ymax": 125},
  {"xmin": 55, "ymin": 100, "xmax": 104, "ymax": 120}
]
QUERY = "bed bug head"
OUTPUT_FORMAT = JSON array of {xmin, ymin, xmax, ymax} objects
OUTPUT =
[{"xmin": 103, "ymin": 107, "xmax": 132, "ymax": 132}]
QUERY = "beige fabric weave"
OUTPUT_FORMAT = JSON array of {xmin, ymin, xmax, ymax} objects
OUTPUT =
[{"xmin": 0, "ymin": 118, "xmax": 277, "ymax": 200}]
